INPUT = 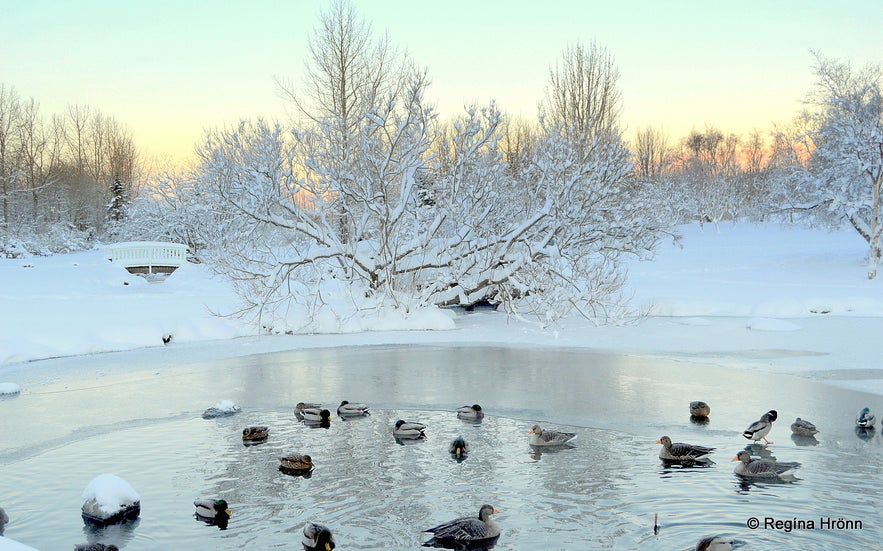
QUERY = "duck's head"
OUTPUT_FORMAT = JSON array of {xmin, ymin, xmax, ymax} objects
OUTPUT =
[
  {"xmin": 655, "ymin": 435, "xmax": 672, "ymax": 448},
  {"xmin": 528, "ymin": 424, "xmax": 542, "ymax": 435},
  {"xmin": 395, "ymin": 419, "xmax": 406, "ymax": 429},
  {"xmin": 213, "ymin": 499, "xmax": 231, "ymax": 518},
  {"xmin": 765, "ymin": 410, "xmax": 778, "ymax": 422},
  {"xmin": 339, "ymin": 400, "xmax": 350, "ymax": 407},
  {"xmin": 320, "ymin": 409, "xmax": 331, "ymax": 420},
  {"xmin": 451, "ymin": 436, "xmax": 467, "ymax": 457},
  {"xmin": 472, "ymin": 404, "xmax": 482, "ymax": 411}
]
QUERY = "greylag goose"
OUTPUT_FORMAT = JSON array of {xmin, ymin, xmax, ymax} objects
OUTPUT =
[
  {"xmin": 732, "ymin": 450, "xmax": 799, "ymax": 480},
  {"xmin": 856, "ymin": 407, "xmax": 876, "ymax": 428},
  {"xmin": 742, "ymin": 410, "xmax": 777, "ymax": 445},
  {"xmin": 302, "ymin": 521, "xmax": 336, "ymax": 550},
  {"xmin": 456, "ymin": 404, "xmax": 485, "ymax": 420},
  {"xmin": 242, "ymin": 426, "xmax": 269, "ymax": 442},
  {"xmin": 450, "ymin": 436, "xmax": 469, "ymax": 460},
  {"xmin": 528, "ymin": 424, "xmax": 577, "ymax": 447},
  {"xmin": 656, "ymin": 435, "xmax": 715, "ymax": 463},
  {"xmin": 393, "ymin": 419, "xmax": 426, "ymax": 439},
  {"xmin": 690, "ymin": 401, "xmax": 710, "ymax": 418},
  {"xmin": 194, "ymin": 498, "xmax": 230, "ymax": 528},
  {"xmin": 790, "ymin": 418, "xmax": 818, "ymax": 436},
  {"xmin": 337, "ymin": 400, "xmax": 369, "ymax": 417},
  {"xmin": 422, "ymin": 504, "xmax": 501, "ymax": 548}
]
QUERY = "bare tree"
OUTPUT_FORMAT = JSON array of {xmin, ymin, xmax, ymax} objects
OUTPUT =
[
  {"xmin": 0, "ymin": 84, "xmax": 21, "ymax": 233},
  {"xmin": 539, "ymin": 41, "xmax": 622, "ymax": 143},
  {"xmin": 632, "ymin": 125, "xmax": 671, "ymax": 179}
]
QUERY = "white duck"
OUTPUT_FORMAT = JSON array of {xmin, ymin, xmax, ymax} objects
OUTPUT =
[{"xmin": 528, "ymin": 424, "xmax": 577, "ymax": 446}]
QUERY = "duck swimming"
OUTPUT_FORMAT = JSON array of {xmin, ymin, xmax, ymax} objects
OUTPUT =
[
  {"xmin": 742, "ymin": 410, "xmax": 777, "ymax": 445},
  {"xmin": 295, "ymin": 402, "xmax": 322, "ymax": 420},
  {"xmin": 301, "ymin": 408, "xmax": 332, "ymax": 423},
  {"xmin": 456, "ymin": 404, "xmax": 485, "ymax": 420},
  {"xmin": 695, "ymin": 535, "xmax": 738, "ymax": 550},
  {"xmin": 528, "ymin": 424, "xmax": 577, "ymax": 447},
  {"xmin": 337, "ymin": 401, "xmax": 369, "ymax": 417},
  {"xmin": 856, "ymin": 407, "xmax": 876, "ymax": 428},
  {"xmin": 689, "ymin": 401, "xmax": 711, "ymax": 418},
  {"xmin": 393, "ymin": 419, "xmax": 427, "ymax": 439},
  {"xmin": 302, "ymin": 521, "xmax": 336, "ymax": 550},
  {"xmin": 279, "ymin": 454, "xmax": 314, "ymax": 473},
  {"xmin": 422, "ymin": 504, "xmax": 501, "ymax": 549},
  {"xmin": 656, "ymin": 435, "xmax": 715, "ymax": 464},
  {"xmin": 242, "ymin": 426, "xmax": 270, "ymax": 442},
  {"xmin": 194, "ymin": 498, "xmax": 230, "ymax": 529},
  {"xmin": 450, "ymin": 436, "xmax": 469, "ymax": 460}
]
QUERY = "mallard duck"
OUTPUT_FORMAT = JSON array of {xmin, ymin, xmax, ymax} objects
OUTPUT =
[
  {"xmin": 194, "ymin": 498, "xmax": 230, "ymax": 528},
  {"xmin": 790, "ymin": 418, "xmax": 818, "ymax": 436},
  {"xmin": 393, "ymin": 419, "xmax": 426, "ymax": 439},
  {"xmin": 656, "ymin": 435, "xmax": 714, "ymax": 463},
  {"xmin": 337, "ymin": 400, "xmax": 369, "ymax": 417},
  {"xmin": 695, "ymin": 535, "xmax": 737, "ymax": 551},
  {"xmin": 528, "ymin": 424, "xmax": 577, "ymax": 447},
  {"xmin": 742, "ymin": 410, "xmax": 777, "ymax": 445},
  {"xmin": 690, "ymin": 401, "xmax": 710, "ymax": 418},
  {"xmin": 450, "ymin": 436, "xmax": 469, "ymax": 459},
  {"xmin": 732, "ymin": 450, "xmax": 799, "ymax": 480},
  {"xmin": 423, "ymin": 504, "xmax": 501, "ymax": 548},
  {"xmin": 456, "ymin": 404, "xmax": 485, "ymax": 420},
  {"xmin": 856, "ymin": 407, "xmax": 876, "ymax": 428},
  {"xmin": 301, "ymin": 408, "xmax": 331, "ymax": 423},
  {"xmin": 302, "ymin": 521, "xmax": 336, "ymax": 550},
  {"xmin": 242, "ymin": 426, "xmax": 270, "ymax": 442},
  {"xmin": 279, "ymin": 454, "xmax": 314, "ymax": 472}
]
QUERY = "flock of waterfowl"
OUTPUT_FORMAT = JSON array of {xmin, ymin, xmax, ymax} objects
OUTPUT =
[
  {"xmin": 218, "ymin": 400, "xmax": 502, "ymax": 550},
  {"xmin": 1, "ymin": 398, "xmax": 876, "ymax": 550}
]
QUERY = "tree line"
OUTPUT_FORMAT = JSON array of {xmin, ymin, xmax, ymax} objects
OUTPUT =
[{"xmin": 0, "ymin": 85, "xmax": 138, "ymax": 254}]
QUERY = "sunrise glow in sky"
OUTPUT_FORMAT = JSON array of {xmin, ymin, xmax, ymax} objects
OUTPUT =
[{"xmin": 2, "ymin": 0, "xmax": 880, "ymax": 165}]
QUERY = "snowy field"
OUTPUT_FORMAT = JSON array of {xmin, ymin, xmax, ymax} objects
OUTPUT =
[{"xmin": 1, "ymin": 222, "xmax": 881, "ymax": 397}]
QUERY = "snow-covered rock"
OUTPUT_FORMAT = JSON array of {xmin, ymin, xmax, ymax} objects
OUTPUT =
[
  {"xmin": 201, "ymin": 400, "xmax": 241, "ymax": 419},
  {"xmin": 80, "ymin": 474, "xmax": 140, "ymax": 524}
]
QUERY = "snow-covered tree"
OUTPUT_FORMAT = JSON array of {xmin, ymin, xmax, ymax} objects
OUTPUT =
[{"xmin": 799, "ymin": 54, "xmax": 883, "ymax": 279}]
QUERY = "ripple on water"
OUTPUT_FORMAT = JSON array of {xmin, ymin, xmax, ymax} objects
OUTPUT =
[{"xmin": 0, "ymin": 408, "xmax": 881, "ymax": 550}]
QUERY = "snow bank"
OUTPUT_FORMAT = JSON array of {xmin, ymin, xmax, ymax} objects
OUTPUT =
[{"xmin": 0, "ymin": 383, "xmax": 20, "ymax": 395}]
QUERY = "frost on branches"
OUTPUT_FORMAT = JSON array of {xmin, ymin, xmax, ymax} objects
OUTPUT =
[
  {"xmin": 800, "ymin": 54, "xmax": 883, "ymax": 279},
  {"xmin": 180, "ymin": 90, "xmax": 670, "ymax": 330}
]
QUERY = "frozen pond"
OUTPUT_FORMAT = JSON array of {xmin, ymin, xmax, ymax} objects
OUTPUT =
[{"xmin": 1, "ymin": 345, "xmax": 881, "ymax": 549}]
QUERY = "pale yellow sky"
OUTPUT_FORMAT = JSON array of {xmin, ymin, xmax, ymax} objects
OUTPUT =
[{"xmin": 1, "ymin": 0, "xmax": 880, "ymax": 166}]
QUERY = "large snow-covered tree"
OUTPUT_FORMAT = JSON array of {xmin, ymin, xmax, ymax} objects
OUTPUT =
[{"xmin": 800, "ymin": 54, "xmax": 883, "ymax": 279}]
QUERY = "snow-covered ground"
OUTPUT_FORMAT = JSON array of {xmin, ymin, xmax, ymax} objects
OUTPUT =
[{"xmin": 1, "ymin": 222, "xmax": 881, "ymax": 396}]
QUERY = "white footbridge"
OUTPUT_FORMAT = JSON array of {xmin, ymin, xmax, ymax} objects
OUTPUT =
[{"xmin": 106, "ymin": 241, "xmax": 188, "ymax": 279}]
